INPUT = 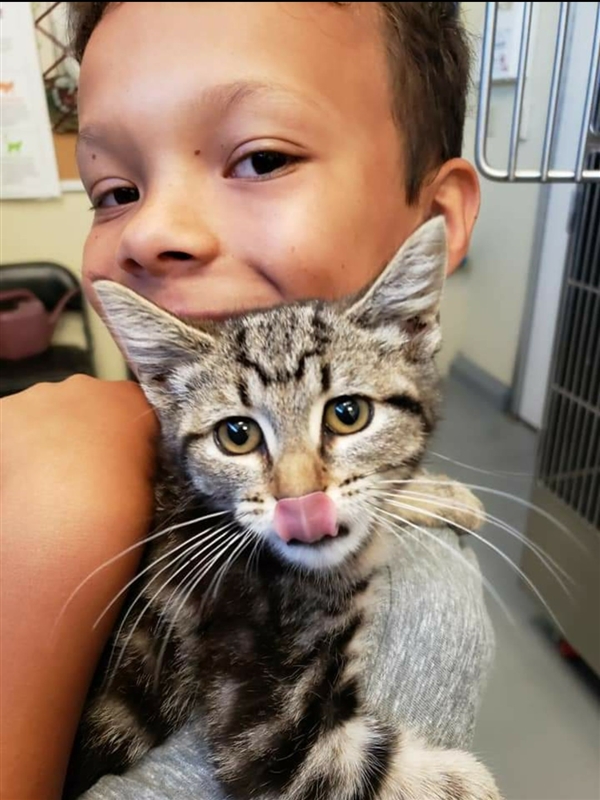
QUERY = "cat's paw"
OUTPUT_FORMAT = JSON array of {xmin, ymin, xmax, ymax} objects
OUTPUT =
[
  {"xmin": 433, "ymin": 749, "xmax": 501, "ymax": 800},
  {"xmin": 399, "ymin": 470, "xmax": 486, "ymax": 533},
  {"xmin": 387, "ymin": 740, "xmax": 502, "ymax": 800}
]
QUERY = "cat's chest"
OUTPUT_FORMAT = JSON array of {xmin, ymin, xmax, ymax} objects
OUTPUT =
[
  {"xmin": 195, "ymin": 555, "xmax": 357, "ymax": 659},
  {"xmin": 183, "ymin": 556, "xmax": 373, "ymax": 736}
]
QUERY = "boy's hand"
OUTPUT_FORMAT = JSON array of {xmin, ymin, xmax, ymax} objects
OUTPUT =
[{"xmin": 1, "ymin": 376, "xmax": 158, "ymax": 799}]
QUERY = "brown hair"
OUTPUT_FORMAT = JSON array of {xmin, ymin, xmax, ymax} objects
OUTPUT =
[{"xmin": 68, "ymin": 2, "xmax": 470, "ymax": 203}]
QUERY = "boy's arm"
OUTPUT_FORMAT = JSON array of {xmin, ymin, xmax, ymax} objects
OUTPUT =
[{"xmin": 1, "ymin": 378, "xmax": 158, "ymax": 800}]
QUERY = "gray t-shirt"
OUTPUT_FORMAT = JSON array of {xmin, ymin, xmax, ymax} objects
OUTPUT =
[{"xmin": 83, "ymin": 527, "xmax": 494, "ymax": 799}]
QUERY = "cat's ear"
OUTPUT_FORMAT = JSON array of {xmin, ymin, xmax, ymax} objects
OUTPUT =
[
  {"xmin": 93, "ymin": 281, "xmax": 215, "ymax": 381},
  {"xmin": 346, "ymin": 216, "xmax": 447, "ymax": 358}
]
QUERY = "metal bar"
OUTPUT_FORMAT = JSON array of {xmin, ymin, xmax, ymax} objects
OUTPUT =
[
  {"xmin": 572, "ymin": 291, "xmax": 594, "ymax": 400},
  {"xmin": 508, "ymin": 3, "xmax": 534, "ymax": 179},
  {"xmin": 585, "ymin": 419, "xmax": 600, "ymax": 525},
  {"xmin": 571, "ymin": 176, "xmax": 592, "ymax": 284},
  {"xmin": 539, "ymin": 389, "xmax": 555, "ymax": 480},
  {"xmin": 575, "ymin": 3, "xmax": 600, "ymax": 181},
  {"xmin": 554, "ymin": 285, "xmax": 577, "ymax": 391},
  {"xmin": 506, "ymin": 168, "xmax": 600, "ymax": 182},
  {"xmin": 560, "ymin": 399, "xmax": 579, "ymax": 503},
  {"xmin": 551, "ymin": 384, "xmax": 600, "ymax": 417},
  {"xmin": 476, "ymin": 2, "xmax": 600, "ymax": 184},
  {"xmin": 478, "ymin": 169, "xmax": 600, "ymax": 183},
  {"xmin": 575, "ymin": 407, "xmax": 596, "ymax": 518},
  {"xmin": 581, "ymin": 293, "xmax": 599, "ymax": 404},
  {"xmin": 548, "ymin": 391, "xmax": 568, "ymax": 492},
  {"xmin": 592, "ymin": 471, "xmax": 600, "ymax": 528},
  {"xmin": 581, "ymin": 412, "xmax": 599, "ymax": 523},
  {"xmin": 546, "ymin": 464, "xmax": 597, "ymax": 482},
  {"xmin": 565, "ymin": 281, "xmax": 600, "ymax": 295},
  {"xmin": 565, "ymin": 401, "xmax": 586, "ymax": 507},
  {"xmin": 591, "ymin": 323, "xmax": 600, "ymax": 407},
  {"xmin": 563, "ymin": 288, "xmax": 585, "ymax": 395},
  {"xmin": 582, "ymin": 179, "xmax": 600, "ymax": 286},
  {"xmin": 542, "ymin": 389, "xmax": 559, "ymax": 485},
  {"xmin": 541, "ymin": 2, "xmax": 571, "ymax": 180},
  {"xmin": 475, "ymin": 4, "xmax": 506, "ymax": 180},
  {"xmin": 555, "ymin": 395, "xmax": 577, "ymax": 504},
  {"xmin": 590, "ymin": 188, "xmax": 600, "ymax": 289}
]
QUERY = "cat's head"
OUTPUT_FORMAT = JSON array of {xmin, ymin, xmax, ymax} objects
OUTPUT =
[{"xmin": 95, "ymin": 217, "xmax": 447, "ymax": 571}]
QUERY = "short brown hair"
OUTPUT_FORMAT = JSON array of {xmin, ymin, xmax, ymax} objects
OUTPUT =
[{"xmin": 68, "ymin": 2, "xmax": 470, "ymax": 203}]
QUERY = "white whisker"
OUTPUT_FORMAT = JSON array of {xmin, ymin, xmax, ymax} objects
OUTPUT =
[
  {"xmin": 427, "ymin": 449, "xmax": 532, "ymax": 478},
  {"xmin": 379, "ymin": 478, "xmax": 586, "ymax": 553},
  {"xmin": 379, "ymin": 496, "xmax": 566, "ymax": 635},
  {"xmin": 105, "ymin": 523, "xmax": 235, "ymax": 686},
  {"xmin": 152, "ymin": 531, "xmax": 247, "ymax": 688},
  {"xmin": 360, "ymin": 498, "xmax": 515, "ymax": 626},
  {"xmin": 52, "ymin": 508, "xmax": 228, "ymax": 637},
  {"xmin": 93, "ymin": 520, "xmax": 235, "ymax": 629},
  {"xmin": 245, "ymin": 531, "xmax": 263, "ymax": 582},
  {"xmin": 203, "ymin": 531, "xmax": 254, "ymax": 612},
  {"xmin": 375, "ymin": 488, "xmax": 574, "ymax": 596}
]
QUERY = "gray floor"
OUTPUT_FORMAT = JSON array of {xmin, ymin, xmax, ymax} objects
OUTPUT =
[{"xmin": 427, "ymin": 375, "xmax": 600, "ymax": 800}]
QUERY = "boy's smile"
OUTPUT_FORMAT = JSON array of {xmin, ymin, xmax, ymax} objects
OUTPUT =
[{"xmin": 77, "ymin": 2, "xmax": 428, "ymax": 320}]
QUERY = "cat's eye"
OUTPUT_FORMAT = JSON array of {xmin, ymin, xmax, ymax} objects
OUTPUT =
[
  {"xmin": 216, "ymin": 418, "xmax": 263, "ymax": 455},
  {"xmin": 324, "ymin": 396, "xmax": 372, "ymax": 435}
]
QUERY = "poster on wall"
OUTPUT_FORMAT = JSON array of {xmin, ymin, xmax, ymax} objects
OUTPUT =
[
  {"xmin": 493, "ymin": 2, "xmax": 528, "ymax": 81},
  {"xmin": 1, "ymin": 1, "xmax": 61, "ymax": 199}
]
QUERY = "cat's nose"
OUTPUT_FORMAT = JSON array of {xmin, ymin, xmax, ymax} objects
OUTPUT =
[{"xmin": 273, "ymin": 492, "xmax": 338, "ymax": 544}]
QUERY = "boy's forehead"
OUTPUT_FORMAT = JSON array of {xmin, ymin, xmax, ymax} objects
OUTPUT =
[{"xmin": 78, "ymin": 2, "xmax": 392, "ymax": 127}]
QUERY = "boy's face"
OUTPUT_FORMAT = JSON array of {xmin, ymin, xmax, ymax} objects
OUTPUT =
[{"xmin": 78, "ymin": 2, "xmax": 430, "ymax": 319}]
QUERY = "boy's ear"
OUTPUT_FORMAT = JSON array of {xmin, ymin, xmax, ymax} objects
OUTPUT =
[
  {"xmin": 345, "ymin": 216, "xmax": 447, "ymax": 358},
  {"xmin": 93, "ymin": 281, "xmax": 215, "ymax": 382}
]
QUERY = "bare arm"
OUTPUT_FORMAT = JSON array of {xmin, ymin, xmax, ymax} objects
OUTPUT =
[{"xmin": 1, "ymin": 377, "xmax": 158, "ymax": 800}]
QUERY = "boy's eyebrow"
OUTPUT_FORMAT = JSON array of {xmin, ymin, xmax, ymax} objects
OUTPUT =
[
  {"xmin": 202, "ymin": 79, "xmax": 323, "ymax": 115},
  {"xmin": 77, "ymin": 80, "xmax": 323, "ymax": 152}
]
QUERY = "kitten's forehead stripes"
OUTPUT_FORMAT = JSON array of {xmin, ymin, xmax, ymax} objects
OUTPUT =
[
  {"xmin": 384, "ymin": 394, "xmax": 424, "ymax": 418},
  {"xmin": 320, "ymin": 363, "xmax": 331, "ymax": 394},
  {"xmin": 234, "ymin": 307, "xmax": 330, "ymax": 388},
  {"xmin": 237, "ymin": 379, "xmax": 251, "ymax": 408}
]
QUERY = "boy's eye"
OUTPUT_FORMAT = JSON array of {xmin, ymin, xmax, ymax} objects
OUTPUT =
[
  {"xmin": 94, "ymin": 186, "xmax": 139, "ymax": 209},
  {"xmin": 230, "ymin": 151, "xmax": 296, "ymax": 180}
]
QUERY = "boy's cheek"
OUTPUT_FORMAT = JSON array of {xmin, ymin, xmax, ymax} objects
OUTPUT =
[{"xmin": 81, "ymin": 230, "xmax": 120, "ymax": 314}]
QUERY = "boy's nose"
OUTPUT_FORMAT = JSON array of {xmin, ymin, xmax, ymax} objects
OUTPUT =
[{"xmin": 116, "ymin": 192, "xmax": 221, "ymax": 278}]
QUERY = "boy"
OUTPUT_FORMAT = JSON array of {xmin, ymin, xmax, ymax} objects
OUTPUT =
[{"xmin": 1, "ymin": 3, "xmax": 489, "ymax": 798}]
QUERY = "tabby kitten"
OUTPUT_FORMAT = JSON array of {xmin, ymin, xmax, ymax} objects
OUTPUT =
[{"xmin": 64, "ymin": 217, "xmax": 500, "ymax": 800}]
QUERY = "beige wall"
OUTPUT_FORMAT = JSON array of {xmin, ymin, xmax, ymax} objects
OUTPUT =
[{"xmin": 1, "ymin": 193, "xmax": 127, "ymax": 380}]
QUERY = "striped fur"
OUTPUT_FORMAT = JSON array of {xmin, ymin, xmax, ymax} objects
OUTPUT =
[{"xmin": 64, "ymin": 220, "xmax": 500, "ymax": 799}]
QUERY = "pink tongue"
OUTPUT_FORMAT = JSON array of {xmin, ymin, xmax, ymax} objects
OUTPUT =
[{"xmin": 273, "ymin": 492, "xmax": 338, "ymax": 544}]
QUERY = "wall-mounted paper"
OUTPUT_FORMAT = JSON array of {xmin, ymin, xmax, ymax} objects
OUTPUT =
[{"xmin": 1, "ymin": 2, "xmax": 60, "ymax": 199}]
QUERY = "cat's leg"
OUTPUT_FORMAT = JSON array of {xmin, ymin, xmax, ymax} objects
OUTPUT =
[
  {"xmin": 286, "ymin": 715, "xmax": 501, "ymax": 800},
  {"xmin": 214, "ymin": 702, "xmax": 500, "ymax": 800},
  {"xmin": 61, "ymin": 693, "xmax": 154, "ymax": 800},
  {"xmin": 62, "ymin": 616, "xmax": 199, "ymax": 799},
  {"xmin": 386, "ymin": 469, "xmax": 486, "ymax": 533}
]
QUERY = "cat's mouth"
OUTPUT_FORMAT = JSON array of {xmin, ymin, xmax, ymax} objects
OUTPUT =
[{"xmin": 287, "ymin": 524, "xmax": 350, "ymax": 547}]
